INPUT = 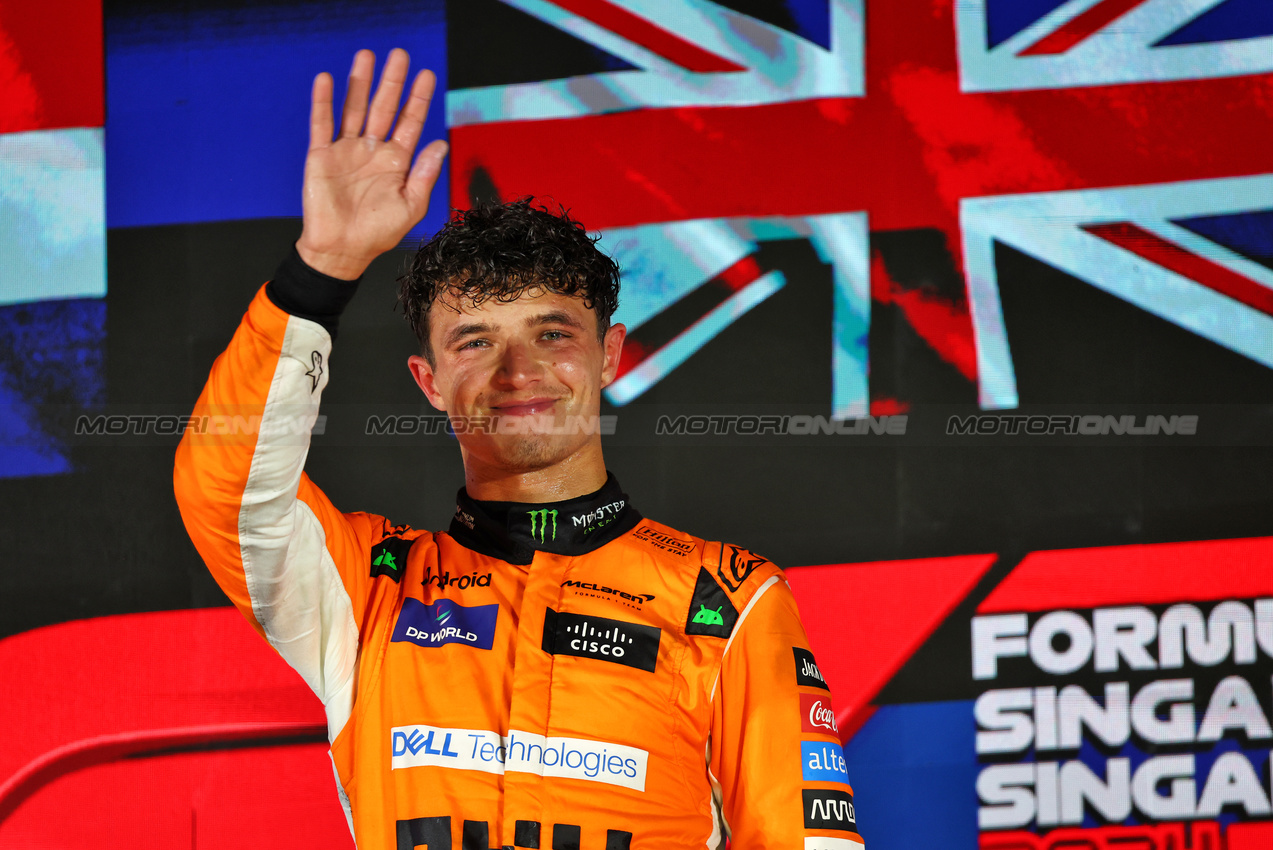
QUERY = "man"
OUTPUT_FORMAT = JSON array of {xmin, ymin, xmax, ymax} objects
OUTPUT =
[{"xmin": 174, "ymin": 49, "xmax": 862, "ymax": 850}]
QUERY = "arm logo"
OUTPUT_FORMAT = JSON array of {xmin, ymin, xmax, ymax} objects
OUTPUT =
[{"xmin": 803, "ymin": 788, "xmax": 858, "ymax": 833}]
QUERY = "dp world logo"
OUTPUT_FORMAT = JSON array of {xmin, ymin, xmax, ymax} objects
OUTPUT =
[
  {"xmin": 528, "ymin": 509, "xmax": 557, "ymax": 543},
  {"xmin": 391, "ymin": 598, "xmax": 498, "ymax": 650}
]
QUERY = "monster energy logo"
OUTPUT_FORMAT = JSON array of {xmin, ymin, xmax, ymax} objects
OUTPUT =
[{"xmin": 528, "ymin": 509, "xmax": 558, "ymax": 543}]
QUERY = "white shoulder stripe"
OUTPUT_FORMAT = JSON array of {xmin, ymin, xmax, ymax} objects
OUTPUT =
[
  {"xmin": 709, "ymin": 574, "xmax": 781, "ymax": 703},
  {"xmin": 237, "ymin": 314, "xmax": 358, "ymax": 743}
]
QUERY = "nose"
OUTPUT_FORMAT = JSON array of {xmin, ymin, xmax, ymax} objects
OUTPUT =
[{"xmin": 495, "ymin": 340, "xmax": 543, "ymax": 387}]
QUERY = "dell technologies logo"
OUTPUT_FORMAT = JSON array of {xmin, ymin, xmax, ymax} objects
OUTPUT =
[{"xmin": 390, "ymin": 724, "xmax": 649, "ymax": 792}]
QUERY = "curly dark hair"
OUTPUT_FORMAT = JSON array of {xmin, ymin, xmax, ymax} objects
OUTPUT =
[{"xmin": 399, "ymin": 198, "xmax": 621, "ymax": 364}]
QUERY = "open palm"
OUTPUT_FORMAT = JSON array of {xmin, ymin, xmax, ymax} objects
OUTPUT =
[{"xmin": 297, "ymin": 49, "xmax": 448, "ymax": 280}]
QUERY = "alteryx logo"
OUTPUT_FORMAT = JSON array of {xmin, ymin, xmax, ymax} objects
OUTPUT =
[
  {"xmin": 803, "ymin": 740, "xmax": 851, "ymax": 784},
  {"xmin": 392, "ymin": 598, "xmax": 498, "ymax": 650}
]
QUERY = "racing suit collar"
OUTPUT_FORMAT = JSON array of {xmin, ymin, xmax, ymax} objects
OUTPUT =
[{"xmin": 448, "ymin": 472, "xmax": 643, "ymax": 564}]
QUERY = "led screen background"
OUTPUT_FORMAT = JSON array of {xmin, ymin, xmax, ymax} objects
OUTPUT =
[
  {"xmin": 2, "ymin": 0, "xmax": 1273, "ymax": 847},
  {"xmin": 0, "ymin": 0, "xmax": 104, "ymax": 477}
]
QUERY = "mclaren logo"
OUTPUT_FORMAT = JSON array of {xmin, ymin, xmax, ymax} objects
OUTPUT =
[{"xmin": 560, "ymin": 579, "xmax": 655, "ymax": 610}]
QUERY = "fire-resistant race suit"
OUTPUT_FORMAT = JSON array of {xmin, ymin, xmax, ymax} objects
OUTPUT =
[{"xmin": 173, "ymin": 251, "xmax": 864, "ymax": 850}]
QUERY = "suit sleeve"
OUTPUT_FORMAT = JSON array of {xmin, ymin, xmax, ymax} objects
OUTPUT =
[
  {"xmin": 709, "ymin": 575, "xmax": 864, "ymax": 849},
  {"xmin": 173, "ymin": 251, "xmax": 377, "ymax": 740}
]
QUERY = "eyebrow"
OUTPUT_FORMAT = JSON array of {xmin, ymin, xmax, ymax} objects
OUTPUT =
[
  {"xmin": 444, "ymin": 321, "xmax": 495, "ymax": 348},
  {"xmin": 443, "ymin": 312, "xmax": 588, "ymax": 348},
  {"xmin": 528, "ymin": 311, "xmax": 586, "ymax": 331}
]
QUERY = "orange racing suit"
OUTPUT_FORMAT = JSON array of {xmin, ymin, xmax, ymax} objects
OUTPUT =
[{"xmin": 173, "ymin": 252, "xmax": 864, "ymax": 850}]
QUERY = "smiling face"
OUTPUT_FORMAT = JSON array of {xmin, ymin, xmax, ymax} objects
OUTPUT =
[{"xmin": 408, "ymin": 285, "xmax": 626, "ymax": 490}]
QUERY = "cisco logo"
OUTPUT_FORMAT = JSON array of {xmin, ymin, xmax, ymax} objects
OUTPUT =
[{"xmin": 542, "ymin": 609, "xmax": 660, "ymax": 673}]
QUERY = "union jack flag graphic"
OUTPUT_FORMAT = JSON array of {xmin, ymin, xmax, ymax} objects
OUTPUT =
[
  {"xmin": 965, "ymin": 175, "xmax": 1273, "ymax": 407},
  {"xmin": 448, "ymin": 0, "xmax": 1273, "ymax": 414},
  {"xmin": 447, "ymin": 0, "xmax": 863, "ymax": 124},
  {"xmin": 957, "ymin": 0, "xmax": 1273, "ymax": 91}
]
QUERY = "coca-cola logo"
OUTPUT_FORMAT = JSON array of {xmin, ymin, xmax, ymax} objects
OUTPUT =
[{"xmin": 800, "ymin": 692, "xmax": 839, "ymax": 736}]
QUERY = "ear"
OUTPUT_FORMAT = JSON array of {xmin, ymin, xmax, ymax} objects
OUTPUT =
[
  {"xmin": 408, "ymin": 355, "xmax": 448, "ymax": 411},
  {"xmin": 600, "ymin": 323, "xmax": 627, "ymax": 389}
]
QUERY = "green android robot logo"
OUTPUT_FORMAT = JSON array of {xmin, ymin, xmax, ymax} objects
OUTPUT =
[{"xmin": 692, "ymin": 604, "xmax": 725, "ymax": 626}]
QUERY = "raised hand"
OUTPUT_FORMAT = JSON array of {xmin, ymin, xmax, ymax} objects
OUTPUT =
[{"xmin": 296, "ymin": 49, "xmax": 449, "ymax": 280}]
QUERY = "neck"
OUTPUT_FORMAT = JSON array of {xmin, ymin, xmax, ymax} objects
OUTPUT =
[
  {"xmin": 448, "ymin": 469, "xmax": 640, "ymax": 564},
  {"xmin": 461, "ymin": 439, "xmax": 609, "ymax": 503}
]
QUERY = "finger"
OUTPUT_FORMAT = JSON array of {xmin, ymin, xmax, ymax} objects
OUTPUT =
[
  {"xmin": 391, "ymin": 69, "xmax": 437, "ymax": 153},
  {"xmin": 404, "ymin": 139, "xmax": 449, "ymax": 219},
  {"xmin": 365, "ymin": 47, "xmax": 410, "ymax": 141},
  {"xmin": 309, "ymin": 72, "xmax": 335, "ymax": 151},
  {"xmin": 339, "ymin": 49, "xmax": 375, "ymax": 138}
]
